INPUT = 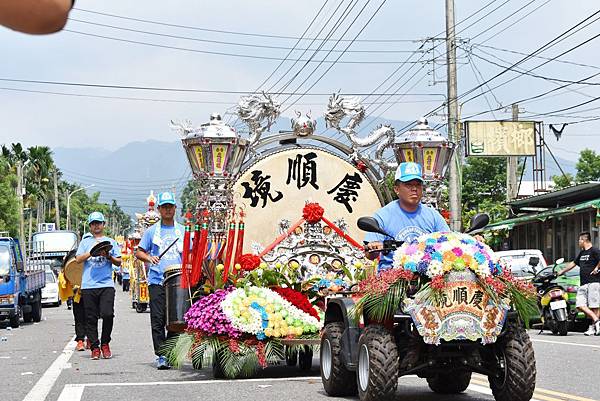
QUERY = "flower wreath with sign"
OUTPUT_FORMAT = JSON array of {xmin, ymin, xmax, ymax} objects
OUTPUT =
[
  {"xmin": 165, "ymin": 285, "xmax": 322, "ymax": 378},
  {"xmin": 353, "ymin": 231, "xmax": 537, "ymax": 327}
]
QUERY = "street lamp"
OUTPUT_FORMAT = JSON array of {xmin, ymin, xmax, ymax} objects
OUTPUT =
[{"xmin": 66, "ymin": 184, "xmax": 95, "ymax": 230}]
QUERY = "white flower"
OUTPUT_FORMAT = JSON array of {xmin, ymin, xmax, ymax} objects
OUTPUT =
[{"xmin": 426, "ymin": 260, "xmax": 443, "ymax": 278}]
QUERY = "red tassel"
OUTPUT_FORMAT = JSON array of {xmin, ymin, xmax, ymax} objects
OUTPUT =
[
  {"xmin": 180, "ymin": 211, "xmax": 192, "ymax": 288},
  {"xmin": 189, "ymin": 215, "xmax": 201, "ymax": 279},
  {"xmin": 191, "ymin": 212, "xmax": 209, "ymax": 286},
  {"xmin": 234, "ymin": 212, "xmax": 245, "ymax": 264},
  {"xmin": 222, "ymin": 221, "xmax": 237, "ymax": 283}
]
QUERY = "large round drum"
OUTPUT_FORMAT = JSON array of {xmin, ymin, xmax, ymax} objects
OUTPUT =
[
  {"xmin": 233, "ymin": 147, "xmax": 383, "ymax": 253},
  {"xmin": 164, "ymin": 265, "xmax": 194, "ymax": 333}
]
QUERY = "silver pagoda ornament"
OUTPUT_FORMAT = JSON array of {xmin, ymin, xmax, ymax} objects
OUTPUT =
[
  {"xmin": 179, "ymin": 113, "xmax": 249, "ymax": 180},
  {"xmin": 392, "ymin": 117, "xmax": 455, "ymax": 181}
]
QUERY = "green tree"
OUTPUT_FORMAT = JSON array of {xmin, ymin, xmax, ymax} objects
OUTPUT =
[
  {"xmin": 552, "ymin": 173, "xmax": 574, "ymax": 190},
  {"xmin": 575, "ymin": 149, "xmax": 600, "ymax": 183},
  {"xmin": 0, "ymin": 156, "xmax": 19, "ymax": 236},
  {"xmin": 180, "ymin": 179, "xmax": 200, "ymax": 215},
  {"xmin": 461, "ymin": 157, "xmax": 510, "ymax": 225}
]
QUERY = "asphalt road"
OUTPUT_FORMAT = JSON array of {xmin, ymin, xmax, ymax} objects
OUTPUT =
[{"xmin": 2, "ymin": 288, "xmax": 600, "ymax": 401}]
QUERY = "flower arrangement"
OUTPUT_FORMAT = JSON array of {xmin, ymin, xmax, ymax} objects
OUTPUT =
[
  {"xmin": 354, "ymin": 232, "xmax": 537, "ymax": 325},
  {"xmin": 221, "ymin": 286, "xmax": 322, "ymax": 340},
  {"xmin": 271, "ymin": 287, "xmax": 320, "ymax": 321},
  {"xmin": 184, "ymin": 288, "xmax": 242, "ymax": 338},
  {"xmin": 392, "ymin": 232, "xmax": 498, "ymax": 279}
]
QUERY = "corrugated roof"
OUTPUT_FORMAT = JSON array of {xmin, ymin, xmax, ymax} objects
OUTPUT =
[
  {"xmin": 486, "ymin": 198, "xmax": 600, "ymax": 231},
  {"xmin": 510, "ymin": 182, "xmax": 600, "ymax": 211}
]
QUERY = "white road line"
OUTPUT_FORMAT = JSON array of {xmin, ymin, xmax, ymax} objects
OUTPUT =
[
  {"xmin": 56, "ymin": 385, "xmax": 84, "ymax": 401},
  {"xmin": 22, "ymin": 337, "xmax": 75, "ymax": 401},
  {"xmin": 532, "ymin": 338, "xmax": 600, "ymax": 349},
  {"xmin": 66, "ymin": 376, "xmax": 320, "ymax": 387}
]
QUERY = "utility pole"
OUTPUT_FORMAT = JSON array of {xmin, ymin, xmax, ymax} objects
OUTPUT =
[
  {"xmin": 53, "ymin": 169, "xmax": 60, "ymax": 229},
  {"xmin": 446, "ymin": 0, "xmax": 461, "ymax": 230},
  {"xmin": 507, "ymin": 104, "xmax": 519, "ymax": 201},
  {"xmin": 16, "ymin": 160, "xmax": 25, "ymax": 244}
]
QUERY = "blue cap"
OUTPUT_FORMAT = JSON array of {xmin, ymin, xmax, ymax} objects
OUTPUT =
[
  {"xmin": 394, "ymin": 162, "xmax": 424, "ymax": 182},
  {"xmin": 157, "ymin": 191, "xmax": 176, "ymax": 206},
  {"xmin": 87, "ymin": 211, "xmax": 106, "ymax": 224}
]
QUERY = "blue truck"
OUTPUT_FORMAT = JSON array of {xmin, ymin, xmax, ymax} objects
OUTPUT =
[{"xmin": 0, "ymin": 236, "xmax": 46, "ymax": 327}]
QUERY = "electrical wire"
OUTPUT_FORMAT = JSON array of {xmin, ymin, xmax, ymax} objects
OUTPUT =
[{"xmin": 73, "ymin": 7, "xmax": 419, "ymax": 43}]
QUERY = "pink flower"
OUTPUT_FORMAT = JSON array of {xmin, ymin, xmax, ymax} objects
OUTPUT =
[{"xmin": 452, "ymin": 247, "xmax": 463, "ymax": 257}]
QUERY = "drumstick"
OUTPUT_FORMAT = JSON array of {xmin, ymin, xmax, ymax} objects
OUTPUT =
[{"xmin": 158, "ymin": 238, "xmax": 179, "ymax": 259}]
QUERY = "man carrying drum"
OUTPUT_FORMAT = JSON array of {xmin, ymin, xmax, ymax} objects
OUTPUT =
[
  {"xmin": 135, "ymin": 192, "xmax": 185, "ymax": 370},
  {"xmin": 75, "ymin": 212, "xmax": 122, "ymax": 360}
]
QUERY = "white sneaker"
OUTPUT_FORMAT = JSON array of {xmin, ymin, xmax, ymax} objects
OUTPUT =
[
  {"xmin": 584, "ymin": 324, "xmax": 595, "ymax": 336},
  {"xmin": 594, "ymin": 320, "xmax": 600, "ymax": 336}
]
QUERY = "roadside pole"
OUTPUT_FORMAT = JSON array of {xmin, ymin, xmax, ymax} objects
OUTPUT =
[
  {"xmin": 53, "ymin": 168, "xmax": 60, "ymax": 229},
  {"xmin": 446, "ymin": 0, "xmax": 461, "ymax": 230},
  {"xmin": 17, "ymin": 160, "xmax": 26, "ymax": 258},
  {"xmin": 507, "ymin": 104, "xmax": 519, "ymax": 201}
]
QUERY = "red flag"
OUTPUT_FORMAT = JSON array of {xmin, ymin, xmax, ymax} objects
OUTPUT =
[
  {"xmin": 180, "ymin": 211, "xmax": 192, "ymax": 288},
  {"xmin": 191, "ymin": 211, "xmax": 209, "ymax": 286},
  {"xmin": 222, "ymin": 221, "xmax": 237, "ymax": 283}
]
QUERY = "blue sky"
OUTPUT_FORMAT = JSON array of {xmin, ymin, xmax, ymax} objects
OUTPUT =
[{"xmin": 1, "ymin": 0, "xmax": 599, "ymax": 163}]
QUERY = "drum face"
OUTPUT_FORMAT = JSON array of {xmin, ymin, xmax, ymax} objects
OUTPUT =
[
  {"xmin": 233, "ymin": 148, "xmax": 382, "ymax": 253},
  {"xmin": 64, "ymin": 257, "xmax": 84, "ymax": 286}
]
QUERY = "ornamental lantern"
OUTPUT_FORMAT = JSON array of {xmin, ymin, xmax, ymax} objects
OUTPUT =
[
  {"xmin": 392, "ymin": 117, "xmax": 455, "ymax": 181},
  {"xmin": 181, "ymin": 113, "xmax": 249, "ymax": 180}
]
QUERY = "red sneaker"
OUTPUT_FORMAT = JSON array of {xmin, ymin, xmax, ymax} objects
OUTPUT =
[
  {"xmin": 101, "ymin": 344, "xmax": 112, "ymax": 359},
  {"xmin": 91, "ymin": 348, "xmax": 101, "ymax": 360},
  {"xmin": 75, "ymin": 340, "xmax": 85, "ymax": 352}
]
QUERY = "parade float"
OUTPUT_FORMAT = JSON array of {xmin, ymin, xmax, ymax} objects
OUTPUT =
[{"xmin": 163, "ymin": 92, "xmax": 537, "ymax": 387}]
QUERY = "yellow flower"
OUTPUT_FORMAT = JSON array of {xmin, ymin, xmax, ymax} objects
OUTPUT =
[{"xmin": 264, "ymin": 328, "xmax": 273, "ymax": 337}]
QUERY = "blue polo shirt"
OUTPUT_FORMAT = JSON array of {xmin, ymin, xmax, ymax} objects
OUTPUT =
[
  {"xmin": 364, "ymin": 201, "xmax": 450, "ymax": 270},
  {"xmin": 76, "ymin": 236, "xmax": 121, "ymax": 289},
  {"xmin": 139, "ymin": 222, "xmax": 184, "ymax": 286}
]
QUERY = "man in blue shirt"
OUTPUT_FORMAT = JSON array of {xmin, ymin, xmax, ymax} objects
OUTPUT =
[
  {"xmin": 135, "ymin": 192, "xmax": 184, "ymax": 370},
  {"xmin": 75, "ymin": 212, "xmax": 121, "ymax": 360},
  {"xmin": 364, "ymin": 162, "xmax": 450, "ymax": 271}
]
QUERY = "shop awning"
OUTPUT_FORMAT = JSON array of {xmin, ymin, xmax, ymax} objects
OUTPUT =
[{"xmin": 486, "ymin": 198, "xmax": 600, "ymax": 231}]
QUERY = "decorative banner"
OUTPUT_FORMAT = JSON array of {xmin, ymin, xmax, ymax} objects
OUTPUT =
[
  {"xmin": 211, "ymin": 144, "xmax": 229, "ymax": 175},
  {"xmin": 194, "ymin": 146, "xmax": 205, "ymax": 170},
  {"xmin": 405, "ymin": 271, "xmax": 509, "ymax": 345},
  {"xmin": 401, "ymin": 148, "xmax": 414, "ymax": 163},
  {"xmin": 465, "ymin": 121, "xmax": 536, "ymax": 156},
  {"xmin": 233, "ymin": 148, "xmax": 382, "ymax": 253},
  {"xmin": 422, "ymin": 148, "xmax": 438, "ymax": 175}
]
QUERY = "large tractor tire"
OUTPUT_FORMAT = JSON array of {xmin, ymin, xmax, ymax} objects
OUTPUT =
[
  {"xmin": 427, "ymin": 371, "xmax": 472, "ymax": 394},
  {"xmin": 356, "ymin": 325, "xmax": 398, "ymax": 401},
  {"xmin": 32, "ymin": 298, "xmax": 42, "ymax": 323},
  {"xmin": 320, "ymin": 322, "xmax": 357, "ymax": 396},
  {"xmin": 489, "ymin": 326, "xmax": 536, "ymax": 401}
]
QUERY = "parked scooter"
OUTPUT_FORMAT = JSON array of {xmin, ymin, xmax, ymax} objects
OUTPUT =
[{"xmin": 530, "ymin": 257, "xmax": 569, "ymax": 336}]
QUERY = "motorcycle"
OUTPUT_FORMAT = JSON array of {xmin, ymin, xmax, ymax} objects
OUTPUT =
[{"xmin": 529, "ymin": 257, "xmax": 569, "ymax": 336}]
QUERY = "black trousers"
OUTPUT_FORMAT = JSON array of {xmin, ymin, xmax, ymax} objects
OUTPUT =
[
  {"xmin": 149, "ymin": 284, "xmax": 176, "ymax": 356},
  {"xmin": 122, "ymin": 279, "xmax": 130, "ymax": 292},
  {"xmin": 81, "ymin": 287, "xmax": 115, "ymax": 349},
  {"xmin": 72, "ymin": 296, "xmax": 86, "ymax": 341}
]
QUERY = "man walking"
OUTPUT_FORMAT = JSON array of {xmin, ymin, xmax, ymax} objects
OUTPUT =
[
  {"xmin": 75, "ymin": 212, "xmax": 121, "ymax": 359},
  {"xmin": 558, "ymin": 231, "xmax": 600, "ymax": 336},
  {"xmin": 135, "ymin": 192, "xmax": 184, "ymax": 369}
]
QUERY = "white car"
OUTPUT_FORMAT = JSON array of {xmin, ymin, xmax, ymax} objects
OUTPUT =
[
  {"xmin": 41, "ymin": 270, "xmax": 61, "ymax": 307},
  {"xmin": 495, "ymin": 249, "xmax": 547, "ymax": 279}
]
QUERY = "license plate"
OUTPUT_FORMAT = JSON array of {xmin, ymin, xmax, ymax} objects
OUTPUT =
[{"xmin": 550, "ymin": 300, "xmax": 567, "ymax": 310}]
